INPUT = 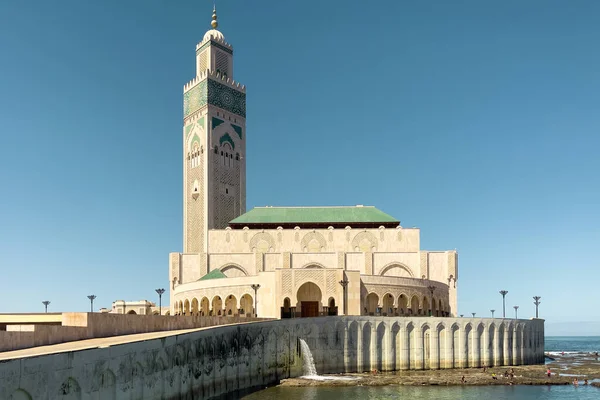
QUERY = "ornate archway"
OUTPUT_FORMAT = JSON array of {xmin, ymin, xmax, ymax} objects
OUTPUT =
[{"xmin": 296, "ymin": 281, "xmax": 322, "ymax": 318}]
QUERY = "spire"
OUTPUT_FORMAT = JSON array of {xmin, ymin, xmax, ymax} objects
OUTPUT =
[{"xmin": 211, "ymin": 5, "xmax": 218, "ymax": 29}]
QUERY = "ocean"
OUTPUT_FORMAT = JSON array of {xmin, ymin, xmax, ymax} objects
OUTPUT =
[{"xmin": 243, "ymin": 336, "xmax": 600, "ymax": 400}]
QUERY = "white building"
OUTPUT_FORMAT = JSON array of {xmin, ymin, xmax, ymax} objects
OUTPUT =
[{"xmin": 169, "ymin": 8, "xmax": 458, "ymax": 319}]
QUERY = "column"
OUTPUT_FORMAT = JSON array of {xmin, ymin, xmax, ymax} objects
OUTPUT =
[
  {"xmin": 482, "ymin": 326, "xmax": 490, "ymax": 367},
  {"xmin": 343, "ymin": 324, "xmax": 349, "ymax": 372},
  {"xmin": 371, "ymin": 325, "xmax": 377, "ymax": 371},
  {"xmin": 356, "ymin": 324, "xmax": 363, "ymax": 372},
  {"xmin": 431, "ymin": 328, "xmax": 440, "ymax": 370},
  {"xmin": 503, "ymin": 327, "xmax": 510, "ymax": 366},
  {"xmin": 415, "ymin": 328, "xmax": 424, "ymax": 370},
  {"xmin": 446, "ymin": 329, "xmax": 454, "ymax": 369},
  {"xmin": 460, "ymin": 328, "xmax": 468, "ymax": 368},
  {"xmin": 400, "ymin": 327, "xmax": 410, "ymax": 370},
  {"xmin": 512, "ymin": 327, "xmax": 518, "ymax": 365},
  {"xmin": 473, "ymin": 328, "xmax": 480, "ymax": 367},
  {"xmin": 384, "ymin": 325, "xmax": 392, "ymax": 371},
  {"xmin": 494, "ymin": 326, "xmax": 502, "ymax": 366}
]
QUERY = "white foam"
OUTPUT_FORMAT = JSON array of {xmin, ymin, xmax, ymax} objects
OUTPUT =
[
  {"xmin": 299, "ymin": 375, "xmax": 358, "ymax": 381},
  {"xmin": 546, "ymin": 351, "xmax": 582, "ymax": 356}
]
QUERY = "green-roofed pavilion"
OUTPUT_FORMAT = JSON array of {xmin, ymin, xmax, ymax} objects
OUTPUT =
[
  {"xmin": 198, "ymin": 269, "xmax": 227, "ymax": 281},
  {"xmin": 228, "ymin": 206, "xmax": 400, "ymax": 229}
]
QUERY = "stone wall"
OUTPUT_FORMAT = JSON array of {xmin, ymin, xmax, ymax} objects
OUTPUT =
[
  {"xmin": 0, "ymin": 313, "xmax": 264, "ymax": 353},
  {"xmin": 0, "ymin": 316, "xmax": 544, "ymax": 400}
]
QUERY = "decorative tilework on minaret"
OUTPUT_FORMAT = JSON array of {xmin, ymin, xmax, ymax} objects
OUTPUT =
[{"xmin": 182, "ymin": 6, "xmax": 247, "ymax": 255}]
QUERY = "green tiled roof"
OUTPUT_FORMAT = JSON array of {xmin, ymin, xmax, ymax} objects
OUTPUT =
[
  {"xmin": 229, "ymin": 206, "xmax": 399, "ymax": 225},
  {"xmin": 198, "ymin": 269, "xmax": 227, "ymax": 281}
]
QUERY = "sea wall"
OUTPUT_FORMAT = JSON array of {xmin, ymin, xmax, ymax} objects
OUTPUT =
[
  {"xmin": 0, "ymin": 316, "xmax": 544, "ymax": 400},
  {"xmin": 0, "ymin": 313, "xmax": 264, "ymax": 352}
]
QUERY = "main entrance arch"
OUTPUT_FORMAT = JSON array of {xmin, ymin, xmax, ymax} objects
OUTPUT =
[{"xmin": 296, "ymin": 282, "xmax": 322, "ymax": 318}]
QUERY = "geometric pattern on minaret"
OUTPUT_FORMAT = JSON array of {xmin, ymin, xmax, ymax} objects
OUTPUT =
[{"xmin": 182, "ymin": 7, "xmax": 246, "ymax": 253}]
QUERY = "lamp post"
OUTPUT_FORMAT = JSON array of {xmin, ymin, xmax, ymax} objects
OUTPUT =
[
  {"xmin": 87, "ymin": 295, "xmax": 96, "ymax": 312},
  {"xmin": 42, "ymin": 301, "xmax": 50, "ymax": 313},
  {"xmin": 251, "ymin": 284, "xmax": 260, "ymax": 317},
  {"xmin": 533, "ymin": 296, "xmax": 541, "ymax": 318},
  {"xmin": 491, "ymin": 309, "xmax": 495, "ymax": 318},
  {"xmin": 514, "ymin": 305, "xmax": 519, "ymax": 319},
  {"xmin": 427, "ymin": 285, "xmax": 436, "ymax": 316},
  {"xmin": 499, "ymin": 290, "xmax": 508, "ymax": 318},
  {"xmin": 471, "ymin": 312, "xmax": 476, "ymax": 318},
  {"xmin": 155, "ymin": 288, "xmax": 165, "ymax": 315},
  {"xmin": 339, "ymin": 279, "xmax": 349, "ymax": 315}
]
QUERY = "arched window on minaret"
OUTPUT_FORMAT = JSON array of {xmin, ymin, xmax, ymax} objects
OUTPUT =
[{"xmin": 190, "ymin": 143, "xmax": 200, "ymax": 168}]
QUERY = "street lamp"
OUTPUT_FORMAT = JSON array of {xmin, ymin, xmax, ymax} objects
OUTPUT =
[
  {"xmin": 87, "ymin": 295, "xmax": 96, "ymax": 312},
  {"xmin": 427, "ymin": 285, "xmax": 436, "ymax": 316},
  {"xmin": 471, "ymin": 312, "xmax": 476, "ymax": 318},
  {"xmin": 514, "ymin": 305, "xmax": 519, "ymax": 319},
  {"xmin": 251, "ymin": 284, "xmax": 260, "ymax": 317},
  {"xmin": 42, "ymin": 301, "xmax": 50, "ymax": 313},
  {"xmin": 533, "ymin": 296, "xmax": 541, "ymax": 318},
  {"xmin": 155, "ymin": 288, "xmax": 166, "ymax": 315},
  {"xmin": 499, "ymin": 290, "xmax": 508, "ymax": 318},
  {"xmin": 491, "ymin": 309, "xmax": 495, "ymax": 318},
  {"xmin": 339, "ymin": 279, "xmax": 349, "ymax": 315}
]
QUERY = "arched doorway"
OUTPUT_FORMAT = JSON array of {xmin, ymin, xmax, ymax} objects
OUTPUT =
[
  {"xmin": 327, "ymin": 297, "xmax": 337, "ymax": 316},
  {"xmin": 281, "ymin": 297, "xmax": 291, "ymax": 318},
  {"xmin": 212, "ymin": 296, "xmax": 223, "ymax": 316},
  {"xmin": 382, "ymin": 293, "xmax": 394, "ymax": 316},
  {"xmin": 200, "ymin": 297, "xmax": 209, "ymax": 316},
  {"xmin": 398, "ymin": 294, "xmax": 408, "ymax": 315},
  {"xmin": 127, "ymin": 310, "xmax": 137, "ymax": 315},
  {"xmin": 365, "ymin": 293, "xmax": 379, "ymax": 315},
  {"xmin": 296, "ymin": 282, "xmax": 322, "ymax": 318},
  {"xmin": 240, "ymin": 294, "xmax": 253, "ymax": 317},
  {"xmin": 225, "ymin": 295, "xmax": 237, "ymax": 316}
]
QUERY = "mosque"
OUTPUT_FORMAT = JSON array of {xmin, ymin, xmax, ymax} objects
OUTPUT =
[{"xmin": 169, "ymin": 8, "xmax": 458, "ymax": 319}]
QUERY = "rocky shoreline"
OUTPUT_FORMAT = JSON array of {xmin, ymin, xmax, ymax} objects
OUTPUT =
[{"xmin": 279, "ymin": 353, "xmax": 600, "ymax": 389}]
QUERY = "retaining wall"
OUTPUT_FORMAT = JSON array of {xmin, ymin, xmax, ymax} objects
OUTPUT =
[
  {"xmin": 0, "ymin": 313, "xmax": 264, "ymax": 352},
  {"xmin": 0, "ymin": 316, "xmax": 544, "ymax": 400}
]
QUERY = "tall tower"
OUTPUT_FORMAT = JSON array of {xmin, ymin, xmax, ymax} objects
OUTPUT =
[{"xmin": 182, "ymin": 7, "xmax": 246, "ymax": 254}]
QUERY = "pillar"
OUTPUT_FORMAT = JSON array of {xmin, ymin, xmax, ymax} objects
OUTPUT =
[
  {"xmin": 482, "ymin": 326, "xmax": 490, "ymax": 367},
  {"xmin": 460, "ymin": 328, "xmax": 468, "ymax": 368},
  {"xmin": 503, "ymin": 327, "xmax": 510, "ymax": 366},
  {"xmin": 343, "ymin": 324, "xmax": 350, "ymax": 372},
  {"xmin": 446, "ymin": 329, "xmax": 454, "ymax": 369},
  {"xmin": 400, "ymin": 326, "xmax": 410, "ymax": 370},
  {"xmin": 431, "ymin": 328, "xmax": 440, "ymax": 370},
  {"xmin": 384, "ymin": 325, "xmax": 392, "ymax": 371},
  {"xmin": 512, "ymin": 326, "xmax": 519, "ymax": 365},
  {"xmin": 473, "ymin": 328, "xmax": 481, "ymax": 367},
  {"xmin": 415, "ymin": 328, "xmax": 424, "ymax": 370}
]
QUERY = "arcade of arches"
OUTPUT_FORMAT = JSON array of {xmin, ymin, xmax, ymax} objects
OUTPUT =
[{"xmin": 173, "ymin": 293, "xmax": 254, "ymax": 317}]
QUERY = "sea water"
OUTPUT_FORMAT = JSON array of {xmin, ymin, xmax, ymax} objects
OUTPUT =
[{"xmin": 243, "ymin": 336, "xmax": 600, "ymax": 400}]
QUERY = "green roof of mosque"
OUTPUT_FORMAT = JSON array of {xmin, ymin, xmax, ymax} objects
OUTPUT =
[
  {"xmin": 229, "ymin": 206, "xmax": 399, "ymax": 225},
  {"xmin": 198, "ymin": 269, "xmax": 227, "ymax": 281}
]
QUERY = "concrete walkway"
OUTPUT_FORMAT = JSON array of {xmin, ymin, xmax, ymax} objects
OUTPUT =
[{"xmin": 0, "ymin": 327, "xmax": 212, "ymax": 361}]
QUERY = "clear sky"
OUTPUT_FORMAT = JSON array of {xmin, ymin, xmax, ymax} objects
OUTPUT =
[{"xmin": 0, "ymin": 1, "xmax": 598, "ymax": 334}]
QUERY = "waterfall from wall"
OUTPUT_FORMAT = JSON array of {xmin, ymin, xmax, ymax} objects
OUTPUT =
[{"xmin": 299, "ymin": 338, "xmax": 318, "ymax": 376}]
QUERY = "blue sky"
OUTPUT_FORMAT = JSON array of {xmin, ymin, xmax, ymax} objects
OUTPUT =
[{"xmin": 0, "ymin": 1, "xmax": 598, "ymax": 334}]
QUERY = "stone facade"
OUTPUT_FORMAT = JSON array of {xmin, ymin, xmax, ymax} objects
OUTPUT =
[
  {"xmin": 169, "ymin": 10, "xmax": 458, "ymax": 320},
  {"xmin": 0, "ymin": 316, "xmax": 545, "ymax": 399}
]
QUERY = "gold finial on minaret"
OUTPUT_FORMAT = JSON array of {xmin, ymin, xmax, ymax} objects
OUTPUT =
[{"xmin": 211, "ymin": 5, "xmax": 218, "ymax": 29}]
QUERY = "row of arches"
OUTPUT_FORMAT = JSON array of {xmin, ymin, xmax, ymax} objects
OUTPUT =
[
  {"xmin": 364, "ymin": 293, "xmax": 450, "ymax": 317},
  {"xmin": 307, "ymin": 319, "xmax": 544, "ymax": 373},
  {"xmin": 174, "ymin": 294, "xmax": 254, "ymax": 317}
]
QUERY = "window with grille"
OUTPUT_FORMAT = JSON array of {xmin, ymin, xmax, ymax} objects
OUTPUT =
[
  {"xmin": 215, "ymin": 50, "xmax": 229, "ymax": 77},
  {"xmin": 198, "ymin": 51, "xmax": 208, "ymax": 72}
]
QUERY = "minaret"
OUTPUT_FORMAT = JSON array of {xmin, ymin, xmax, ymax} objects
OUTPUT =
[{"xmin": 182, "ymin": 6, "xmax": 247, "ymax": 254}]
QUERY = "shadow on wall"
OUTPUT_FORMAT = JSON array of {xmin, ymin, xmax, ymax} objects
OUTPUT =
[{"xmin": 0, "ymin": 316, "xmax": 545, "ymax": 400}]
